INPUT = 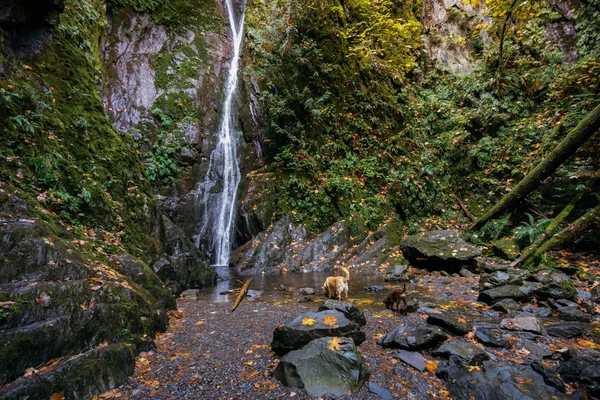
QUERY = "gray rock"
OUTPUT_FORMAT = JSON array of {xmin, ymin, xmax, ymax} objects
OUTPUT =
[
  {"xmin": 272, "ymin": 337, "xmax": 370, "ymax": 397},
  {"xmin": 535, "ymin": 281, "xmax": 578, "ymax": 301},
  {"xmin": 367, "ymin": 382, "xmax": 393, "ymax": 400},
  {"xmin": 479, "ymin": 271, "xmax": 524, "ymax": 291},
  {"xmin": 426, "ymin": 312, "xmax": 472, "ymax": 336},
  {"xmin": 318, "ymin": 300, "xmax": 366, "ymax": 326},
  {"xmin": 384, "ymin": 265, "xmax": 413, "ymax": 283},
  {"xmin": 437, "ymin": 359, "xmax": 570, "ymax": 400},
  {"xmin": 364, "ymin": 285, "xmax": 385, "ymax": 292},
  {"xmin": 379, "ymin": 325, "xmax": 448, "ymax": 350},
  {"xmin": 577, "ymin": 289, "xmax": 592, "ymax": 302},
  {"xmin": 558, "ymin": 355, "xmax": 600, "ymax": 398},
  {"xmin": 521, "ymin": 305, "xmax": 552, "ymax": 317},
  {"xmin": 518, "ymin": 339, "xmax": 552, "ymax": 360},
  {"xmin": 433, "ymin": 341, "xmax": 490, "ymax": 365},
  {"xmin": 545, "ymin": 323, "xmax": 584, "ymax": 338},
  {"xmin": 401, "ymin": 230, "xmax": 481, "ymax": 271},
  {"xmin": 500, "ymin": 317, "xmax": 546, "ymax": 335},
  {"xmin": 271, "ymin": 310, "xmax": 366, "ymax": 356},
  {"xmin": 298, "ymin": 287, "xmax": 316, "ymax": 296},
  {"xmin": 478, "ymin": 285, "xmax": 533, "ymax": 305},
  {"xmin": 393, "ymin": 350, "xmax": 426, "ymax": 372},
  {"xmin": 475, "ymin": 328, "xmax": 510, "ymax": 348},
  {"xmin": 492, "ymin": 299, "xmax": 521, "ymax": 313},
  {"xmin": 459, "ymin": 269, "xmax": 475, "ymax": 278},
  {"xmin": 557, "ymin": 306, "xmax": 592, "ymax": 322},
  {"xmin": 531, "ymin": 362, "xmax": 566, "ymax": 393}
]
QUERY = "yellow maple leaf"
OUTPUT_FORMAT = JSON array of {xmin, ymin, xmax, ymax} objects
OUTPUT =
[
  {"xmin": 425, "ymin": 359, "xmax": 439, "ymax": 374},
  {"xmin": 328, "ymin": 337, "xmax": 343, "ymax": 351},
  {"xmin": 467, "ymin": 365, "xmax": 481, "ymax": 372},
  {"xmin": 323, "ymin": 315, "xmax": 338, "ymax": 327},
  {"xmin": 302, "ymin": 317, "xmax": 316, "ymax": 326}
]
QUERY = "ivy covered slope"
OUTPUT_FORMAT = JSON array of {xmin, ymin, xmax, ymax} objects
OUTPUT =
[
  {"xmin": 244, "ymin": 0, "xmax": 600, "ymax": 257},
  {"xmin": 0, "ymin": 0, "xmax": 216, "ymax": 397}
]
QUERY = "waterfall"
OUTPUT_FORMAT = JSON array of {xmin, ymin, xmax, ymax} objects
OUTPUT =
[{"xmin": 198, "ymin": 0, "xmax": 245, "ymax": 266}]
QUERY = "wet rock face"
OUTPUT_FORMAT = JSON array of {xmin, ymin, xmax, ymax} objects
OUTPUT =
[
  {"xmin": 0, "ymin": 0, "xmax": 64, "ymax": 57},
  {"xmin": 235, "ymin": 171, "xmax": 278, "ymax": 245},
  {"xmin": 0, "ymin": 219, "xmax": 173, "ymax": 387},
  {"xmin": 401, "ymin": 230, "xmax": 481, "ymax": 271},
  {"xmin": 272, "ymin": 337, "xmax": 370, "ymax": 397},
  {"xmin": 271, "ymin": 310, "xmax": 366, "ymax": 356},
  {"xmin": 102, "ymin": 13, "xmax": 169, "ymax": 132},
  {"xmin": 151, "ymin": 214, "xmax": 216, "ymax": 295},
  {"xmin": 0, "ymin": 0, "xmax": 64, "ymax": 26}
]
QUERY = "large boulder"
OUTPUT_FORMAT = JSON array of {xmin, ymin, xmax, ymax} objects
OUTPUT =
[
  {"xmin": 271, "ymin": 310, "xmax": 366, "ymax": 356},
  {"xmin": 379, "ymin": 325, "xmax": 448, "ymax": 350},
  {"xmin": 272, "ymin": 337, "xmax": 370, "ymax": 397},
  {"xmin": 317, "ymin": 300, "xmax": 366, "ymax": 326},
  {"xmin": 401, "ymin": 230, "xmax": 481, "ymax": 271},
  {"xmin": 437, "ymin": 359, "xmax": 570, "ymax": 400}
]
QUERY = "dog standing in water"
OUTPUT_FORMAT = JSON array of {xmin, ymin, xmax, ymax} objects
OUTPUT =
[
  {"xmin": 322, "ymin": 266, "xmax": 350, "ymax": 300},
  {"xmin": 383, "ymin": 284, "xmax": 408, "ymax": 314}
]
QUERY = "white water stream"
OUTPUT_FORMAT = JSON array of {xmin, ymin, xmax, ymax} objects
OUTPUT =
[{"xmin": 198, "ymin": 0, "xmax": 245, "ymax": 266}]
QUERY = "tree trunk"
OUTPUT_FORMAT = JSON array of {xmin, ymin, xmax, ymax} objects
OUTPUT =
[
  {"xmin": 498, "ymin": 0, "xmax": 519, "ymax": 80},
  {"xmin": 527, "ymin": 204, "xmax": 600, "ymax": 263},
  {"xmin": 512, "ymin": 177, "xmax": 597, "ymax": 267},
  {"xmin": 511, "ymin": 194, "xmax": 580, "ymax": 267},
  {"xmin": 470, "ymin": 103, "xmax": 600, "ymax": 231}
]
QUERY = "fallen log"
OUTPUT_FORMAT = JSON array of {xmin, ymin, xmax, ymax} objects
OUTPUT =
[{"xmin": 231, "ymin": 278, "xmax": 253, "ymax": 312}]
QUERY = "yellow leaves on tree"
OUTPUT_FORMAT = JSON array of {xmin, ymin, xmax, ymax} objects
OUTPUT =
[
  {"xmin": 328, "ymin": 337, "xmax": 344, "ymax": 351},
  {"xmin": 302, "ymin": 317, "xmax": 316, "ymax": 326},
  {"xmin": 323, "ymin": 315, "xmax": 338, "ymax": 327}
]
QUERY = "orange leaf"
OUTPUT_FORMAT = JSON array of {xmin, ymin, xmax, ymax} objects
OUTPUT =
[
  {"xmin": 302, "ymin": 317, "xmax": 316, "ymax": 326},
  {"xmin": 323, "ymin": 315, "xmax": 338, "ymax": 327},
  {"xmin": 425, "ymin": 359, "xmax": 439, "ymax": 374},
  {"xmin": 49, "ymin": 393, "xmax": 65, "ymax": 400},
  {"xmin": 328, "ymin": 337, "xmax": 344, "ymax": 351}
]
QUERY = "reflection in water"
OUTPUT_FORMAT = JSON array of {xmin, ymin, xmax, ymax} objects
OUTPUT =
[{"xmin": 199, "ymin": 269, "xmax": 437, "ymax": 310}]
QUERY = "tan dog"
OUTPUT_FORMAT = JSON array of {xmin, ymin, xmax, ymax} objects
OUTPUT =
[{"xmin": 322, "ymin": 267, "xmax": 350, "ymax": 300}]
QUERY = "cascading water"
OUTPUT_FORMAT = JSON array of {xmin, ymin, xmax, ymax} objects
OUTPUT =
[{"xmin": 197, "ymin": 0, "xmax": 245, "ymax": 266}]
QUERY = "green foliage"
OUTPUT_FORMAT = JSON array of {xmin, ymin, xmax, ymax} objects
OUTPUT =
[{"xmin": 513, "ymin": 213, "xmax": 551, "ymax": 249}]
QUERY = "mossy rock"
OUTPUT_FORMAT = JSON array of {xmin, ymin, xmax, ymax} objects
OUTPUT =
[{"xmin": 492, "ymin": 237, "xmax": 520, "ymax": 261}]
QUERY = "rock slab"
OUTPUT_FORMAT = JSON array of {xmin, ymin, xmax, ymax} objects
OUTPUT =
[
  {"xmin": 401, "ymin": 230, "xmax": 481, "ymax": 271},
  {"xmin": 273, "ymin": 337, "xmax": 370, "ymax": 397},
  {"xmin": 271, "ymin": 310, "xmax": 366, "ymax": 356}
]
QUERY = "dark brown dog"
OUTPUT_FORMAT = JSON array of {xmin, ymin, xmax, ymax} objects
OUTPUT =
[{"xmin": 383, "ymin": 285, "xmax": 407, "ymax": 314}]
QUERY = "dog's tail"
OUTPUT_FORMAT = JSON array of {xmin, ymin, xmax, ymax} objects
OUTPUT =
[{"xmin": 340, "ymin": 266, "xmax": 350, "ymax": 282}]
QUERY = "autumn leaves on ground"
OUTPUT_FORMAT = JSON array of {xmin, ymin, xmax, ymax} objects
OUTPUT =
[{"xmin": 100, "ymin": 257, "xmax": 600, "ymax": 400}]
